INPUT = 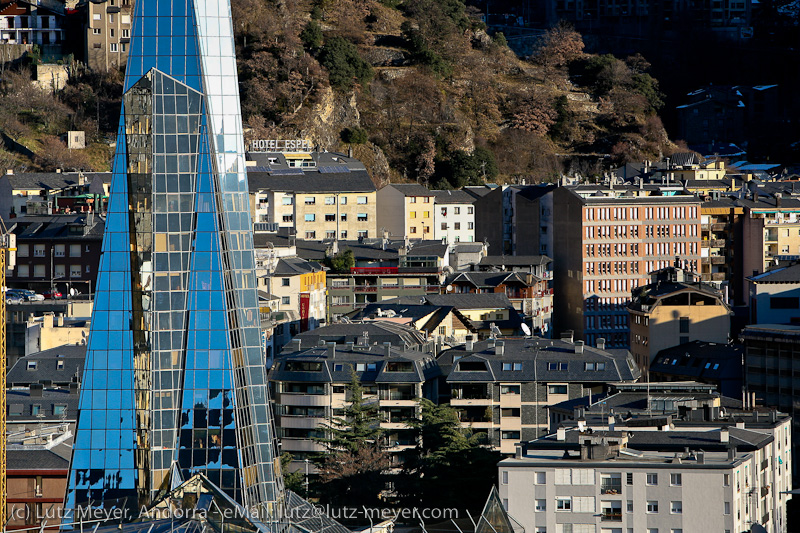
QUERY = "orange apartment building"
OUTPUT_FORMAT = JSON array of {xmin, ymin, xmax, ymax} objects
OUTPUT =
[{"xmin": 553, "ymin": 185, "xmax": 702, "ymax": 348}]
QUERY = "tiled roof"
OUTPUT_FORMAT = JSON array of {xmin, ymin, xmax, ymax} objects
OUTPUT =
[
  {"xmin": 431, "ymin": 189, "xmax": 477, "ymax": 204},
  {"xmin": 749, "ymin": 263, "xmax": 800, "ymax": 283},
  {"xmin": 385, "ymin": 183, "xmax": 434, "ymax": 196},
  {"xmin": 247, "ymin": 169, "xmax": 376, "ymax": 193},
  {"xmin": 7, "ymin": 344, "xmax": 86, "ymax": 386}
]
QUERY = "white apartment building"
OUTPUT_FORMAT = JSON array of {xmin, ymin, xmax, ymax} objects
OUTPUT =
[
  {"xmin": 499, "ymin": 413, "xmax": 792, "ymax": 533},
  {"xmin": 432, "ymin": 190, "xmax": 476, "ymax": 244}
]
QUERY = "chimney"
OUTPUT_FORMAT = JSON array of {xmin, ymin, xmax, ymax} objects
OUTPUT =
[
  {"xmin": 776, "ymin": 192, "xmax": 783, "ymax": 208},
  {"xmin": 560, "ymin": 330, "xmax": 574, "ymax": 344},
  {"xmin": 515, "ymin": 444, "xmax": 523, "ymax": 458},
  {"xmin": 596, "ymin": 337, "xmax": 606, "ymax": 350},
  {"xmin": 346, "ymin": 341, "xmax": 354, "ymax": 351},
  {"xmin": 56, "ymin": 313, "xmax": 64, "ymax": 327},
  {"xmin": 291, "ymin": 338, "xmax": 302, "ymax": 352},
  {"xmin": 720, "ymin": 428, "xmax": 729, "ymax": 443},
  {"xmin": 495, "ymin": 341, "xmax": 505, "ymax": 356},
  {"xmin": 30, "ymin": 383, "xmax": 43, "ymax": 397},
  {"xmin": 465, "ymin": 335, "xmax": 474, "ymax": 352},
  {"xmin": 574, "ymin": 340, "xmax": 584, "ymax": 354},
  {"xmin": 608, "ymin": 414, "xmax": 615, "ymax": 431},
  {"xmin": 736, "ymin": 419, "xmax": 745, "ymax": 429},
  {"xmin": 557, "ymin": 427, "xmax": 567, "ymax": 441},
  {"xmin": 488, "ymin": 338, "xmax": 496, "ymax": 349},
  {"xmin": 696, "ymin": 451, "xmax": 705, "ymax": 464},
  {"xmin": 327, "ymin": 342, "xmax": 336, "ymax": 359},
  {"xmin": 69, "ymin": 382, "xmax": 79, "ymax": 396},
  {"xmin": 727, "ymin": 447, "xmax": 736, "ymax": 461},
  {"xmin": 577, "ymin": 417, "xmax": 586, "ymax": 431},
  {"xmin": 384, "ymin": 342, "xmax": 392, "ymax": 356},
  {"xmin": 43, "ymin": 312, "xmax": 54, "ymax": 329}
]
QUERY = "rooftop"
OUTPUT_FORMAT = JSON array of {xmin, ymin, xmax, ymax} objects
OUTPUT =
[{"xmin": 749, "ymin": 262, "xmax": 800, "ymax": 283}]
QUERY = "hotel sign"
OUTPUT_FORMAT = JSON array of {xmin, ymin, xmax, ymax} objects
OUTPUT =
[{"xmin": 249, "ymin": 139, "xmax": 312, "ymax": 152}]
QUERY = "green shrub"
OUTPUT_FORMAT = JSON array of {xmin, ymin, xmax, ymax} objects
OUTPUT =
[{"xmin": 318, "ymin": 37, "xmax": 374, "ymax": 89}]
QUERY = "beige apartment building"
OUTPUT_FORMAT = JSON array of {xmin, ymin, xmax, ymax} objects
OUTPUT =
[
  {"xmin": 376, "ymin": 183, "xmax": 435, "ymax": 240},
  {"xmin": 628, "ymin": 266, "xmax": 731, "ymax": 371},
  {"xmin": 553, "ymin": 185, "xmax": 702, "ymax": 348},
  {"xmin": 85, "ymin": 0, "xmax": 133, "ymax": 71},
  {"xmin": 248, "ymin": 171, "xmax": 377, "ymax": 241}
]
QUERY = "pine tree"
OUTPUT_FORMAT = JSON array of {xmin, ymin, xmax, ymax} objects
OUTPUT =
[{"xmin": 316, "ymin": 367, "xmax": 384, "ymax": 453}]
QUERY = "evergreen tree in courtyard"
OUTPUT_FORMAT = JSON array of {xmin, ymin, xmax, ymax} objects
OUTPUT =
[
  {"xmin": 315, "ymin": 367, "xmax": 389, "ymax": 511},
  {"xmin": 396, "ymin": 399, "xmax": 502, "ymax": 514}
]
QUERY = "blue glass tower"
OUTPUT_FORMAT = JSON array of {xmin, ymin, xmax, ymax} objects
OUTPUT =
[{"xmin": 65, "ymin": 0, "xmax": 281, "ymax": 521}]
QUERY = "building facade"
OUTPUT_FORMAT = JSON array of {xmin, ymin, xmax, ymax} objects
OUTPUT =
[
  {"xmin": 499, "ymin": 413, "xmax": 792, "ymax": 533},
  {"xmin": 376, "ymin": 183, "xmax": 435, "ymax": 239},
  {"xmin": 65, "ymin": 0, "xmax": 281, "ymax": 521},
  {"xmin": 747, "ymin": 263, "xmax": 800, "ymax": 325},
  {"xmin": 553, "ymin": 185, "xmax": 702, "ymax": 348},
  {"xmin": 628, "ymin": 266, "xmax": 731, "ymax": 370},
  {"xmin": 0, "ymin": 0, "xmax": 64, "ymax": 47},
  {"xmin": 432, "ymin": 189, "xmax": 476, "ymax": 244},
  {"xmin": 84, "ymin": 0, "xmax": 133, "ymax": 71},
  {"xmin": 440, "ymin": 337, "xmax": 640, "ymax": 453}
]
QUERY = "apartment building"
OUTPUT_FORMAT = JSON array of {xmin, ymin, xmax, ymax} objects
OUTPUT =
[
  {"xmin": 748, "ymin": 262, "xmax": 800, "ymax": 325},
  {"xmin": 432, "ymin": 189, "xmax": 476, "ymax": 244},
  {"xmin": 84, "ymin": 0, "xmax": 133, "ymax": 71},
  {"xmin": 269, "ymin": 341, "xmax": 441, "ymax": 470},
  {"xmin": 248, "ymin": 169, "xmax": 377, "ymax": 241},
  {"xmin": 257, "ymin": 256, "xmax": 326, "ymax": 335},
  {"xmin": 700, "ymin": 196, "xmax": 746, "ymax": 304},
  {"xmin": 7, "ymin": 214, "xmax": 103, "ymax": 293},
  {"xmin": 472, "ymin": 184, "xmax": 556, "ymax": 256},
  {"xmin": 627, "ymin": 266, "xmax": 731, "ymax": 370},
  {"xmin": 0, "ymin": 0, "xmax": 63, "ymax": 47},
  {"xmin": 742, "ymin": 191, "xmax": 800, "ymax": 300},
  {"xmin": 376, "ymin": 183, "xmax": 435, "ymax": 239},
  {"xmin": 444, "ymin": 270, "xmax": 552, "ymax": 336},
  {"xmin": 0, "ymin": 171, "xmax": 108, "ymax": 222},
  {"xmin": 499, "ymin": 411, "xmax": 792, "ymax": 533},
  {"xmin": 552, "ymin": 185, "xmax": 702, "ymax": 348},
  {"xmin": 326, "ymin": 240, "xmax": 448, "ymax": 316},
  {"xmin": 438, "ymin": 336, "xmax": 640, "ymax": 453}
]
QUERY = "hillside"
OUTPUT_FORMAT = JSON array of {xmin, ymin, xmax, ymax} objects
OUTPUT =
[{"xmin": 0, "ymin": 0, "xmax": 682, "ymax": 185}]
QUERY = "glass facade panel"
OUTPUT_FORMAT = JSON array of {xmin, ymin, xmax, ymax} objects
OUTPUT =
[{"xmin": 66, "ymin": 0, "xmax": 281, "ymax": 524}]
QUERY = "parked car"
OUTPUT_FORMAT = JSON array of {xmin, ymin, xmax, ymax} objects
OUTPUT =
[
  {"xmin": 5, "ymin": 289, "xmax": 28, "ymax": 301},
  {"xmin": 5, "ymin": 295, "xmax": 23, "ymax": 305},
  {"xmin": 17, "ymin": 289, "xmax": 44, "ymax": 302},
  {"xmin": 43, "ymin": 289, "xmax": 63, "ymax": 299}
]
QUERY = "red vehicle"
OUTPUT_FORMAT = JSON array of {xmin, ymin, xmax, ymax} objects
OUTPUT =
[{"xmin": 43, "ymin": 289, "xmax": 63, "ymax": 299}]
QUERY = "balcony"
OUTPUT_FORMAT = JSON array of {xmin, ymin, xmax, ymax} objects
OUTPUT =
[
  {"xmin": 600, "ymin": 482, "xmax": 622, "ymax": 495},
  {"xmin": 702, "ymin": 239, "xmax": 726, "ymax": 248},
  {"xmin": 701, "ymin": 223, "xmax": 711, "ymax": 231},
  {"xmin": 354, "ymin": 285, "xmax": 378, "ymax": 292},
  {"xmin": 600, "ymin": 511, "xmax": 622, "ymax": 522},
  {"xmin": 712, "ymin": 223, "xmax": 727, "ymax": 231},
  {"xmin": 710, "ymin": 256, "xmax": 726, "ymax": 265},
  {"xmin": 711, "ymin": 272, "xmax": 726, "ymax": 281},
  {"xmin": 351, "ymin": 267, "xmax": 398, "ymax": 275}
]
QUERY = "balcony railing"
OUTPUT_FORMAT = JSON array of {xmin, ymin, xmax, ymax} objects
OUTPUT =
[
  {"xmin": 354, "ymin": 285, "xmax": 378, "ymax": 292},
  {"xmin": 600, "ymin": 511, "xmax": 622, "ymax": 522},
  {"xmin": 351, "ymin": 267, "xmax": 398, "ymax": 274},
  {"xmin": 600, "ymin": 483, "xmax": 622, "ymax": 495}
]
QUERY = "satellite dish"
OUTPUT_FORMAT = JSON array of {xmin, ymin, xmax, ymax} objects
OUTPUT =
[
  {"xmin": 521, "ymin": 323, "xmax": 532, "ymax": 337},
  {"xmin": 446, "ymin": 285, "xmax": 454, "ymax": 292}
]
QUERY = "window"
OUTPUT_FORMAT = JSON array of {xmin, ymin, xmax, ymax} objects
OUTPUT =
[
  {"xmin": 556, "ymin": 497, "xmax": 571, "ymax": 511},
  {"xmin": 423, "ymin": 211, "xmax": 430, "ymax": 218},
  {"xmin": 468, "ymin": 222, "xmax": 474, "ymax": 229},
  {"xmin": 53, "ymin": 404, "xmax": 66, "ymax": 416},
  {"xmin": 54, "ymin": 244, "xmax": 65, "ymax": 257},
  {"xmin": 647, "ymin": 530, "xmax": 658, "ymax": 533},
  {"xmin": 34, "ymin": 244, "xmax": 45, "ymax": 257},
  {"xmin": 646, "ymin": 501, "xmax": 658, "ymax": 513},
  {"xmin": 535, "ymin": 472, "xmax": 546, "ymax": 484},
  {"xmin": 55, "ymin": 264, "xmax": 65, "ymax": 278},
  {"xmin": 340, "ymin": 231, "xmax": 347, "ymax": 239},
  {"xmin": 501, "ymin": 471, "xmax": 508, "ymax": 484},
  {"xmin": 670, "ymin": 473, "xmax": 681, "ymax": 486},
  {"xmin": 646, "ymin": 473, "xmax": 658, "ymax": 485},
  {"xmin": 670, "ymin": 501, "xmax": 682, "ymax": 514},
  {"xmin": 325, "ymin": 196, "xmax": 335, "ymax": 204},
  {"xmin": 626, "ymin": 500, "xmax": 633, "ymax": 513},
  {"xmin": 423, "ymin": 197, "xmax": 430, "ymax": 203},
  {"xmin": 670, "ymin": 530, "xmax": 682, "ymax": 533},
  {"xmin": 31, "ymin": 404, "xmax": 41, "ymax": 415},
  {"xmin": 17, "ymin": 264, "xmax": 29, "ymax": 277},
  {"xmin": 122, "ymin": 28, "xmax": 129, "ymax": 37},
  {"xmin": 454, "ymin": 222, "xmax": 461, "ymax": 230},
  {"xmin": 626, "ymin": 472, "xmax": 633, "ymax": 485},
  {"xmin": 468, "ymin": 206, "xmax": 474, "ymax": 214},
  {"xmin": 27, "ymin": 361, "xmax": 37, "ymax": 370},
  {"xmin": 326, "ymin": 231, "xmax": 335, "ymax": 239},
  {"xmin": 283, "ymin": 215, "xmax": 294, "ymax": 222},
  {"xmin": 70, "ymin": 264, "xmax": 81, "ymax": 278},
  {"xmin": 357, "ymin": 196, "xmax": 368, "ymax": 204},
  {"xmin": 454, "ymin": 207, "xmax": 460, "ymax": 214},
  {"xmin": 410, "ymin": 227, "xmax": 417, "ymax": 234},
  {"xmin": 305, "ymin": 231, "xmax": 316, "ymax": 239},
  {"xmin": 70, "ymin": 244, "xmax": 81, "ymax": 257},
  {"xmin": 547, "ymin": 362, "xmax": 568, "ymax": 370},
  {"xmin": 340, "ymin": 197, "xmax": 347, "ymax": 205},
  {"xmin": 281, "ymin": 278, "xmax": 290, "ymax": 286},
  {"xmin": 305, "ymin": 197, "xmax": 315, "ymax": 205},
  {"xmin": 770, "ymin": 297, "xmax": 800, "ymax": 309},
  {"xmin": 409, "ymin": 197, "xmax": 416, "ymax": 203},
  {"xmin": 92, "ymin": 27, "xmax": 101, "ymax": 34},
  {"xmin": 535, "ymin": 499, "xmax": 546, "ymax": 511},
  {"xmin": 500, "ymin": 385, "xmax": 520, "ymax": 394},
  {"xmin": 548, "ymin": 384, "xmax": 567, "ymax": 395},
  {"xmin": 17, "ymin": 244, "xmax": 28, "ymax": 257},
  {"xmin": 358, "ymin": 230, "xmax": 368, "ymax": 238},
  {"xmin": 679, "ymin": 317, "xmax": 689, "ymax": 333},
  {"xmin": 334, "ymin": 364, "xmax": 343, "ymax": 372},
  {"xmin": 110, "ymin": 43, "xmax": 118, "ymax": 52},
  {"xmin": 325, "ymin": 214, "xmax": 335, "ymax": 222},
  {"xmin": 502, "ymin": 362, "xmax": 523, "ymax": 371},
  {"xmin": 410, "ymin": 211, "xmax": 417, "ymax": 219},
  {"xmin": 441, "ymin": 223, "xmax": 448, "ymax": 230},
  {"xmin": 340, "ymin": 213, "xmax": 347, "ymax": 221},
  {"xmin": 357, "ymin": 213, "xmax": 368, "ymax": 222},
  {"xmin": 723, "ymin": 474, "xmax": 730, "ymax": 486},
  {"xmin": 282, "ymin": 197, "xmax": 293, "ymax": 205},
  {"xmin": 724, "ymin": 501, "xmax": 730, "ymax": 514},
  {"xmin": 34, "ymin": 264, "xmax": 45, "ymax": 278},
  {"xmin": 93, "ymin": 13, "xmax": 100, "ymax": 20},
  {"xmin": 305, "ymin": 214, "xmax": 315, "ymax": 222},
  {"xmin": 281, "ymin": 296, "xmax": 290, "ymax": 305}
]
